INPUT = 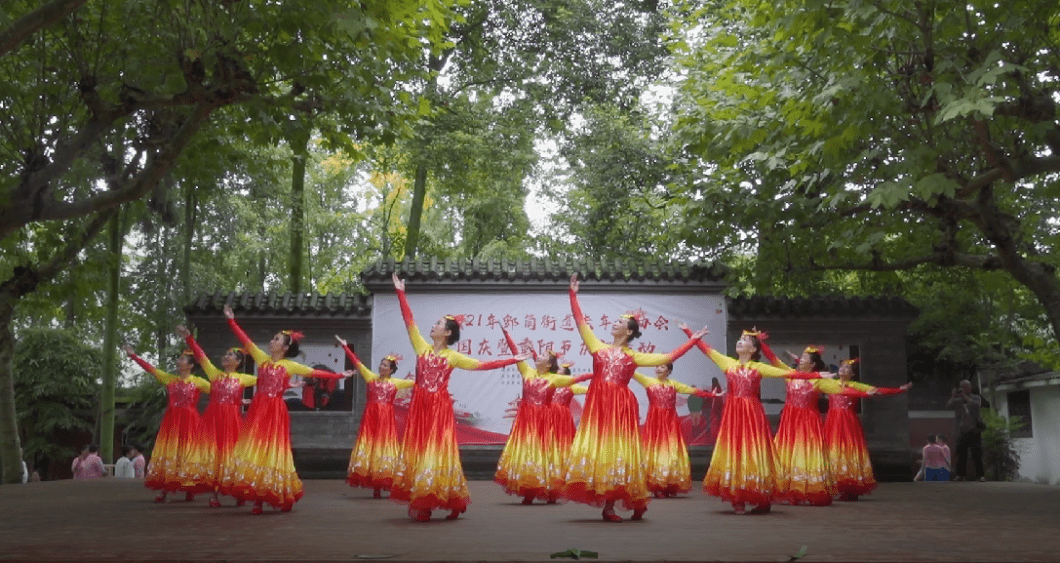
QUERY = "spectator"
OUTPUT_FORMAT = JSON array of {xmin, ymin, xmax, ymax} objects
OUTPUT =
[
  {"xmin": 129, "ymin": 444, "xmax": 146, "ymax": 478},
  {"xmin": 937, "ymin": 434, "xmax": 951, "ymax": 475},
  {"xmin": 114, "ymin": 445, "xmax": 135, "ymax": 478},
  {"xmin": 29, "ymin": 471, "xmax": 41, "ymax": 482},
  {"xmin": 71, "ymin": 444, "xmax": 108, "ymax": 479},
  {"xmin": 946, "ymin": 380, "xmax": 985, "ymax": 482},
  {"xmin": 915, "ymin": 435, "xmax": 951, "ymax": 482}
]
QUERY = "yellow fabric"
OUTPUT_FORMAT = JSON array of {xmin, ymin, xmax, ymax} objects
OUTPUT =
[
  {"xmin": 841, "ymin": 380, "xmax": 876, "ymax": 393},
  {"xmin": 569, "ymin": 384, "xmax": 588, "ymax": 395},
  {"xmin": 197, "ymin": 356, "xmax": 256, "ymax": 387},
  {"xmin": 356, "ymin": 361, "xmax": 378, "ymax": 383}
]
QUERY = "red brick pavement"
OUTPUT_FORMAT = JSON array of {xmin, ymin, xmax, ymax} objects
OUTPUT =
[{"xmin": 1, "ymin": 478, "xmax": 1058, "ymax": 561}]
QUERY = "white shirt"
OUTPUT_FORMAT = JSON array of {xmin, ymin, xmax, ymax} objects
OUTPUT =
[{"xmin": 113, "ymin": 457, "xmax": 135, "ymax": 478}]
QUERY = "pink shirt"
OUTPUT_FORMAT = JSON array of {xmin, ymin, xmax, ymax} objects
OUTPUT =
[
  {"xmin": 131, "ymin": 455, "xmax": 145, "ymax": 478},
  {"xmin": 922, "ymin": 443, "xmax": 949, "ymax": 469},
  {"xmin": 71, "ymin": 453, "xmax": 107, "ymax": 479}
]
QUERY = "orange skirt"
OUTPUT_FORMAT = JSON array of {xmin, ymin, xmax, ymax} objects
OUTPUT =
[
  {"xmin": 703, "ymin": 396, "xmax": 778, "ymax": 506},
  {"xmin": 390, "ymin": 389, "xmax": 470, "ymax": 514},
  {"xmin": 145, "ymin": 404, "xmax": 212, "ymax": 494},
  {"xmin": 642, "ymin": 405, "xmax": 692, "ymax": 495},
  {"xmin": 824, "ymin": 406, "xmax": 876, "ymax": 496},
  {"xmin": 200, "ymin": 402, "xmax": 242, "ymax": 491},
  {"xmin": 546, "ymin": 403, "xmax": 577, "ymax": 493},
  {"xmin": 773, "ymin": 405, "xmax": 835, "ymax": 505},
  {"xmin": 348, "ymin": 401, "xmax": 402, "ymax": 491},
  {"xmin": 560, "ymin": 381, "xmax": 649, "ymax": 511},
  {"xmin": 220, "ymin": 395, "xmax": 304, "ymax": 510},
  {"xmin": 495, "ymin": 402, "xmax": 553, "ymax": 500}
]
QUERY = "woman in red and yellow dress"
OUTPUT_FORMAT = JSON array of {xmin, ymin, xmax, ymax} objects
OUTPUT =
[
  {"xmin": 390, "ymin": 274, "xmax": 528, "ymax": 521},
  {"xmin": 176, "ymin": 325, "xmax": 257, "ymax": 508},
  {"xmin": 824, "ymin": 358, "xmax": 911, "ymax": 501},
  {"xmin": 760, "ymin": 344, "xmax": 866, "ymax": 506},
  {"xmin": 546, "ymin": 362, "xmax": 588, "ymax": 501},
  {"xmin": 220, "ymin": 305, "xmax": 352, "ymax": 514},
  {"xmin": 634, "ymin": 365, "xmax": 721, "ymax": 498},
  {"xmin": 681, "ymin": 326, "xmax": 829, "ymax": 514},
  {"xmin": 564, "ymin": 274, "xmax": 707, "ymax": 522},
  {"xmin": 336, "ymin": 336, "xmax": 414, "ymax": 498},
  {"xmin": 123, "ymin": 344, "xmax": 212, "ymax": 503},
  {"xmin": 495, "ymin": 330, "xmax": 591, "ymax": 505}
]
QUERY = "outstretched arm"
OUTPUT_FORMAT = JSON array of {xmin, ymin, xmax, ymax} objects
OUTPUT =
[
  {"xmin": 223, "ymin": 306, "xmax": 269, "ymax": 364},
  {"xmin": 281, "ymin": 359, "xmax": 354, "ymax": 380},
  {"xmin": 122, "ymin": 345, "xmax": 176, "ymax": 385},
  {"xmin": 335, "ymin": 336, "xmax": 377, "ymax": 382},
  {"xmin": 177, "ymin": 325, "xmax": 222, "ymax": 381},
  {"xmin": 393, "ymin": 274, "xmax": 430, "ymax": 356},
  {"xmin": 448, "ymin": 349, "xmax": 530, "ymax": 371},
  {"xmin": 501, "ymin": 328, "xmax": 536, "ymax": 380},
  {"xmin": 570, "ymin": 274, "xmax": 604, "ymax": 354},
  {"xmin": 630, "ymin": 328, "xmax": 708, "ymax": 367},
  {"xmin": 680, "ymin": 325, "xmax": 736, "ymax": 372}
]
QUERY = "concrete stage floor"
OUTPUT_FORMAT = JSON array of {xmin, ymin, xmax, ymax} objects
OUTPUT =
[{"xmin": 1, "ymin": 478, "xmax": 1058, "ymax": 562}]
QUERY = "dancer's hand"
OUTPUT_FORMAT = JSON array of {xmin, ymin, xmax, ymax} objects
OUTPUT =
[
  {"xmin": 223, "ymin": 304, "xmax": 234, "ymax": 319},
  {"xmin": 121, "ymin": 343, "xmax": 134, "ymax": 355},
  {"xmin": 342, "ymin": 370, "xmax": 355, "ymax": 378},
  {"xmin": 175, "ymin": 325, "xmax": 190, "ymax": 338},
  {"xmin": 334, "ymin": 335, "xmax": 347, "ymax": 347},
  {"xmin": 514, "ymin": 352, "xmax": 532, "ymax": 362},
  {"xmin": 678, "ymin": 321, "xmax": 689, "ymax": 331},
  {"xmin": 691, "ymin": 326, "xmax": 709, "ymax": 339},
  {"xmin": 392, "ymin": 273, "xmax": 405, "ymax": 291},
  {"xmin": 569, "ymin": 273, "xmax": 579, "ymax": 293},
  {"xmin": 820, "ymin": 371, "xmax": 837, "ymax": 379},
  {"xmin": 900, "ymin": 382, "xmax": 913, "ymax": 391}
]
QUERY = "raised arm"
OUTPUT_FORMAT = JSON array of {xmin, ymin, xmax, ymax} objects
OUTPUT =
[
  {"xmin": 280, "ymin": 359, "xmax": 353, "ymax": 380},
  {"xmin": 393, "ymin": 274, "xmax": 430, "ymax": 355},
  {"xmin": 336, "ymin": 336, "xmax": 377, "ymax": 383},
  {"xmin": 223, "ymin": 306, "xmax": 269, "ymax": 364},
  {"xmin": 178, "ymin": 326, "xmax": 222, "ymax": 381},
  {"xmin": 680, "ymin": 325, "xmax": 737, "ymax": 372},
  {"xmin": 447, "ymin": 349, "xmax": 527, "ymax": 372},
  {"xmin": 123, "ymin": 345, "xmax": 176, "ymax": 385},
  {"xmin": 569, "ymin": 275, "xmax": 604, "ymax": 353},
  {"xmin": 671, "ymin": 379, "xmax": 699, "ymax": 395},
  {"xmin": 632, "ymin": 372, "xmax": 656, "ymax": 388},
  {"xmin": 629, "ymin": 330, "xmax": 706, "ymax": 367},
  {"xmin": 501, "ymin": 328, "xmax": 536, "ymax": 379}
]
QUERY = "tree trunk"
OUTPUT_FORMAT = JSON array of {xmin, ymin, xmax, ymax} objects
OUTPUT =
[
  {"xmin": 182, "ymin": 185, "xmax": 195, "ymax": 308},
  {"xmin": 0, "ymin": 298, "xmax": 21, "ymax": 484},
  {"xmin": 97, "ymin": 212, "xmax": 122, "ymax": 464},
  {"xmin": 289, "ymin": 126, "xmax": 310, "ymax": 294},
  {"xmin": 405, "ymin": 163, "xmax": 428, "ymax": 259}
]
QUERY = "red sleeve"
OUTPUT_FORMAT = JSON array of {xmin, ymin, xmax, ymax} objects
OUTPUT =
[
  {"xmin": 786, "ymin": 371, "xmax": 823, "ymax": 380},
  {"xmin": 501, "ymin": 329, "xmax": 520, "ymax": 356},
  {"xmin": 841, "ymin": 387, "xmax": 872, "ymax": 398},
  {"xmin": 227, "ymin": 317, "xmax": 254, "ymax": 348},
  {"xmin": 758, "ymin": 338, "xmax": 780, "ymax": 366},
  {"xmin": 474, "ymin": 357, "xmax": 521, "ymax": 371},
  {"xmin": 340, "ymin": 343, "xmax": 360, "ymax": 366},
  {"xmin": 396, "ymin": 286, "xmax": 415, "ymax": 328},
  {"xmin": 127, "ymin": 352, "xmax": 156, "ymax": 374},
  {"xmin": 184, "ymin": 335, "xmax": 207, "ymax": 364},
  {"xmin": 694, "ymin": 389, "xmax": 721, "ymax": 398},
  {"xmin": 573, "ymin": 372, "xmax": 593, "ymax": 383},
  {"xmin": 873, "ymin": 386, "xmax": 908, "ymax": 396},
  {"xmin": 680, "ymin": 326, "xmax": 714, "ymax": 356},
  {"xmin": 306, "ymin": 369, "xmax": 345, "ymax": 380},
  {"xmin": 569, "ymin": 286, "xmax": 586, "ymax": 328},
  {"xmin": 667, "ymin": 337, "xmax": 700, "ymax": 362}
]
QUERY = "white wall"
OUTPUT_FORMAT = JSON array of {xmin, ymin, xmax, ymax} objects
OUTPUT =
[{"xmin": 1004, "ymin": 385, "xmax": 1060, "ymax": 485}]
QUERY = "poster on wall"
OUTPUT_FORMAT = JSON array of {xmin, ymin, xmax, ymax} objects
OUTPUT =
[{"xmin": 372, "ymin": 291, "xmax": 729, "ymax": 444}]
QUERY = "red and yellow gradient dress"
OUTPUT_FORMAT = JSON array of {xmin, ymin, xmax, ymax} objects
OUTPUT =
[
  {"xmin": 634, "ymin": 372, "xmax": 700, "ymax": 497},
  {"xmin": 772, "ymin": 378, "xmax": 864, "ymax": 505},
  {"xmin": 823, "ymin": 381, "xmax": 906, "ymax": 498},
  {"xmin": 128, "ymin": 352, "xmax": 212, "ymax": 495},
  {"xmin": 547, "ymin": 383, "xmax": 588, "ymax": 488},
  {"xmin": 389, "ymin": 286, "xmax": 521, "ymax": 516},
  {"xmin": 494, "ymin": 365, "xmax": 555, "ymax": 501},
  {"xmin": 221, "ymin": 317, "xmax": 345, "ymax": 511},
  {"xmin": 561, "ymin": 287, "xmax": 699, "ymax": 512},
  {"xmin": 183, "ymin": 335, "xmax": 257, "ymax": 493},
  {"xmin": 340, "ymin": 343, "xmax": 414, "ymax": 492},
  {"xmin": 691, "ymin": 342, "xmax": 820, "ymax": 507}
]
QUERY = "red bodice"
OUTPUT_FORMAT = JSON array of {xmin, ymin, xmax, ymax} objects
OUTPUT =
[
  {"xmin": 725, "ymin": 364, "xmax": 762, "ymax": 399},
  {"xmin": 785, "ymin": 379, "xmax": 820, "ymax": 410},
  {"xmin": 415, "ymin": 353, "xmax": 454, "ymax": 394},
  {"xmin": 646, "ymin": 383, "xmax": 677, "ymax": 409},
  {"xmin": 167, "ymin": 379, "xmax": 200, "ymax": 409},
  {"xmin": 256, "ymin": 363, "xmax": 290, "ymax": 398},
  {"xmin": 368, "ymin": 379, "xmax": 399, "ymax": 404},
  {"xmin": 209, "ymin": 376, "xmax": 243, "ymax": 406},
  {"xmin": 521, "ymin": 377, "xmax": 555, "ymax": 406},
  {"xmin": 829, "ymin": 392, "xmax": 858, "ymax": 411},
  {"xmin": 593, "ymin": 347, "xmax": 637, "ymax": 386},
  {"xmin": 552, "ymin": 387, "xmax": 576, "ymax": 406}
]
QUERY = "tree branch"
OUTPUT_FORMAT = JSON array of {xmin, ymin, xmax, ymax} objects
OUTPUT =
[
  {"xmin": 807, "ymin": 251, "xmax": 1003, "ymax": 273},
  {"xmin": 0, "ymin": 0, "xmax": 88, "ymax": 59}
]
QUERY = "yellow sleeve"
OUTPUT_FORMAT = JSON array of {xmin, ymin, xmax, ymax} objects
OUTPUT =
[
  {"xmin": 570, "ymin": 291, "xmax": 605, "ymax": 353},
  {"xmin": 704, "ymin": 347, "xmax": 738, "ymax": 372},
  {"xmin": 814, "ymin": 378, "xmax": 846, "ymax": 395},
  {"xmin": 844, "ymin": 381, "xmax": 876, "ymax": 393},
  {"xmin": 753, "ymin": 361, "xmax": 798, "ymax": 378},
  {"xmin": 570, "ymin": 384, "xmax": 588, "ymax": 395},
  {"xmin": 199, "ymin": 358, "xmax": 222, "ymax": 382},
  {"xmin": 392, "ymin": 378, "xmax": 415, "ymax": 390},
  {"xmin": 236, "ymin": 373, "xmax": 258, "ymax": 387},
  {"xmin": 443, "ymin": 349, "xmax": 486, "ymax": 371},
  {"xmin": 154, "ymin": 370, "xmax": 177, "ymax": 386},
  {"xmin": 517, "ymin": 361, "xmax": 535, "ymax": 380},
  {"xmin": 278, "ymin": 358, "xmax": 314, "ymax": 377},
  {"xmin": 357, "ymin": 362, "xmax": 379, "ymax": 384},
  {"xmin": 628, "ymin": 349, "xmax": 674, "ymax": 367},
  {"xmin": 671, "ymin": 379, "xmax": 698, "ymax": 394},
  {"xmin": 406, "ymin": 322, "xmax": 431, "ymax": 356},
  {"xmin": 632, "ymin": 372, "xmax": 656, "ymax": 388},
  {"xmin": 545, "ymin": 374, "xmax": 576, "ymax": 388},
  {"xmin": 190, "ymin": 376, "xmax": 211, "ymax": 393}
]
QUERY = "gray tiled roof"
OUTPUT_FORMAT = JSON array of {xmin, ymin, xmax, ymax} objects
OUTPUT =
[{"xmin": 185, "ymin": 291, "xmax": 372, "ymax": 318}]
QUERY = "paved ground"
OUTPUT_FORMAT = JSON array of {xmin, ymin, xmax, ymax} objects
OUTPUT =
[{"xmin": 1, "ymin": 478, "xmax": 1058, "ymax": 562}]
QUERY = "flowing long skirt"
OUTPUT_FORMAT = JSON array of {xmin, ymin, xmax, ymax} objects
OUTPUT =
[
  {"xmin": 703, "ymin": 396, "xmax": 778, "ymax": 506},
  {"xmin": 145, "ymin": 405, "xmax": 212, "ymax": 494},
  {"xmin": 773, "ymin": 405, "xmax": 835, "ymax": 505},
  {"xmin": 823, "ymin": 407, "xmax": 876, "ymax": 496},
  {"xmin": 347, "ymin": 401, "xmax": 403, "ymax": 491},
  {"xmin": 642, "ymin": 405, "xmax": 692, "ymax": 495},
  {"xmin": 220, "ymin": 396, "xmax": 304, "ymax": 510},
  {"xmin": 390, "ymin": 389, "xmax": 470, "ymax": 514},
  {"xmin": 200, "ymin": 402, "xmax": 242, "ymax": 491},
  {"xmin": 547, "ymin": 403, "xmax": 577, "ymax": 494},
  {"xmin": 561, "ymin": 381, "xmax": 649, "ymax": 511},
  {"xmin": 495, "ymin": 402, "xmax": 552, "ymax": 500}
]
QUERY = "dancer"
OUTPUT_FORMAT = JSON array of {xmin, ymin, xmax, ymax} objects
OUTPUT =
[
  {"xmin": 824, "ymin": 358, "xmax": 911, "ymax": 501},
  {"xmin": 680, "ymin": 326, "xmax": 830, "ymax": 514},
  {"xmin": 123, "ymin": 344, "xmax": 212, "ymax": 502},
  {"xmin": 221, "ymin": 305, "xmax": 352, "ymax": 514},
  {"xmin": 495, "ymin": 329, "xmax": 591, "ymax": 505},
  {"xmin": 762, "ymin": 344, "xmax": 864, "ymax": 506},
  {"xmin": 564, "ymin": 274, "xmax": 708, "ymax": 522},
  {"xmin": 547, "ymin": 361, "xmax": 588, "ymax": 501},
  {"xmin": 634, "ymin": 365, "xmax": 721, "ymax": 498},
  {"xmin": 177, "ymin": 325, "xmax": 257, "ymax": 508},
  {"xmin": 336, "ymin": 336, "xmax": 414, "ymax": 498},
  {"xmin": 390, "ymin": 273, "xmax": 529, "ymax": 521}
]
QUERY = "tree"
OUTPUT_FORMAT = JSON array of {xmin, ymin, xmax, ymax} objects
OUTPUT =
[
  {"xmin": 0, "ymin": 0, "xmax": 457, "ymax": 484},
  {"xmin": 670, "ymin": 0, "xmax": 1060, "ymax": 343}
]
